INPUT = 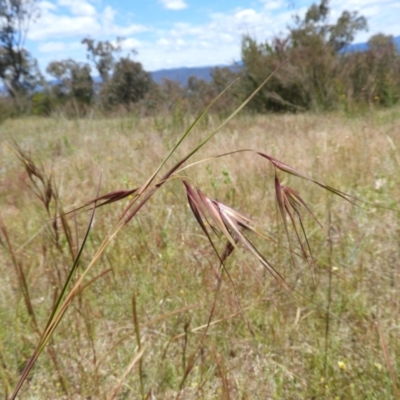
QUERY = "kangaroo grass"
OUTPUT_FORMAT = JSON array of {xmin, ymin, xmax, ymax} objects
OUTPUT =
[
  {"xmin": 0, "ymin": 215, "xmax": 38, "ymax": 331},
  {"xmin": 8, "ymin": 61, "xmax": 367, "ymax": 398},
  {"xmin": 9, "ymin": 175, "xmax": 100, "ymax": 399}
]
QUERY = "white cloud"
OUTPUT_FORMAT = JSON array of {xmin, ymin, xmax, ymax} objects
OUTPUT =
[
  {"xmin": 101, "ymin": 6, "xmax": 116, "ymax": 26},
  {"xmin": 37, "ymin": 1, "xmax": 57, "ymax": 11},
  {"xmin": 262, "ymin": 1, "xmax": 285, "ymax": 11},
  {"xmin": 158, "ymin": 7, "xmax": 288, "ymax": 48},
  {"xmin": 27, "ymin": 0, "xmax": 400, "ymax": 74},
  {"xmin": 159, "ymin": 0, "xmax": 188, "ymax": 11},
  {"xmin": 119, "ymin": 38, "xmax": 142, "ymax": 51},
  {"xmin": 132, "ymin": 6, "xmax": 294, "ymax": 71},
  {"xmin": 38, "ymin": 41, "xmax": 67, "ymax": 53},
  {"xmin": 157, "ymin": 38, "xmax": 170, "ymax": 46},
  {"xmin": 30, "ymin": 2, "xmax": 147, "ymax": 41},
  {"xmin": 30, "ymin": 15, "xmax": 100, "ymax": 40},
  {"xmin": 109, "ymin": 24, "xmax": 147, "ymax": 37},
  {"xmin": 235, "ymin": 9, "xmax": 258, "ymax": 22},
  {"xmin": 58, "ymin": 0, "xmax": 96, "ymax": 16},
  {"xmin": 38, "ymin": 41, "xmax": 83, "ymax": 54}
]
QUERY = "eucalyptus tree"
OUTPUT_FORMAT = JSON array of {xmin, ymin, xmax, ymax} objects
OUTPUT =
[{"xmin": 0, "ymin": 0, "xmax": 41, "ymax": 108}]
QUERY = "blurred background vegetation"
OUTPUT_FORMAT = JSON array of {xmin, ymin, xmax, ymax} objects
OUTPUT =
[{"xmin": 1, "ymin": 0, "xmax": 400, "ymax": 121}]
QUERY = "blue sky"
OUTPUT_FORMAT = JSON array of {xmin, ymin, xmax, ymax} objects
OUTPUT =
[{"xmin": 25, "ymin": 0, "xmax": 400, "ymax": 73}]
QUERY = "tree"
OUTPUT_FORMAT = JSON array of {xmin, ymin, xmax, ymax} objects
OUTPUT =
[
  {"xmin": 81, "ymin": 37, "xmax": 122, "ymax": 83},
  {"xmin": 328, "ymin": 11, "xmax": 367, "ymax": 52},
  {"xmin": 46, "ymin": 59, "xmax": 93, "ymax": 104},
  {"xmin": 70, "ymin": 63, "xmax": 93, "ymax": 104},
  {"xmin": 290, "ymin": 0, "xmax": 367, "ymax": 52},
  {"xmin": 210, "ymin": 66, "xmax": 239, "ymax": 94},
  {"xmin": 151, "ymin": 78, "xmax": 184, "ymax": 112},
  {"xmin": 209, "ymin": 66, "xmax": 241, "ymax": 113},
  {"xmin": 366, "ymin": 34, "xmax": 400, "ymax": 106},
  {"xmin": 0, "ymin": 0, "xmax": 41, "ymax": 105},
  {"xmin": 240, "ymin": 0, "xmax": 368, "ymax": 111},
  {"xmin": 186, "ymin": 75, "xmax": 210, "ymax": 99},
  {"xmin": 368, "ymin": 33, "xmax": 397, "ymax": 56},
  {"xmin": 106, "ymin": 57, "xmax": 152, "ymax": 106}
]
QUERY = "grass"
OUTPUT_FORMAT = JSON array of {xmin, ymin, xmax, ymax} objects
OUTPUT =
[{"xmin": 0, "ymin": 104, "xmax": 400, "ymax": 399}]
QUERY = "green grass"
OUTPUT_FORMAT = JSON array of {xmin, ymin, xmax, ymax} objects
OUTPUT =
[{"xmin": 1, "ymin": 108, "xmax": 400, "ymax": 399}]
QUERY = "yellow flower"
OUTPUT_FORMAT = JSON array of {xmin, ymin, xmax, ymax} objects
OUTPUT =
[
  {"xmin": 338, "ymin": 361, "xmax": 347, "ymax": 370},
  {"xmin": 374, "ymin": 362, "xmax": 383, "ymax": 371}
]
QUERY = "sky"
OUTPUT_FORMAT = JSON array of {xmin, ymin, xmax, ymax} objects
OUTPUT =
[{"xmin": 23, "ymin": 0, "xmax": 400, "ymax": 73}]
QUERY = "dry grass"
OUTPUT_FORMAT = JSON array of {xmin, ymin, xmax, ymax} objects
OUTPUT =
[{"xmin": 1, "ymin": 106, "xmax": 400, "ymax": 399}]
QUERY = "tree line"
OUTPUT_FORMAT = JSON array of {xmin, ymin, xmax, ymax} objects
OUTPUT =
[{"xmin": 1, "ymin": 0, "xmax": 400, "ymax": 119}]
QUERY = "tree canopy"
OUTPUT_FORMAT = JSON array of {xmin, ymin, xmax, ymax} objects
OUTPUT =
[{"xmin": 0, "ymin": 0, "xmax": 41, "ymax": 107}]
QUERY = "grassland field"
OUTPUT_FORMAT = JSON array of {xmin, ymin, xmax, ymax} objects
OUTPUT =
[{"xmin": 1, "ymin": 107, "xmax": 400, "ymax": 399}]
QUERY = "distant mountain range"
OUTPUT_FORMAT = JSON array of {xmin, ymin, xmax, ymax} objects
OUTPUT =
[
  {"xmin": 150, "ymin": 64, "xmax": 240, "ymax": 85},
  {"xmin": 150, "ymin": 35, "xmax": 400, "ymax": 86},
  {"xmin": 150, "ymin": 66, "xmax": 217, "ymax": 84},
  {"xmin": 342, "ymin": 35, "xmax": 400, "ymax": 53}
]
